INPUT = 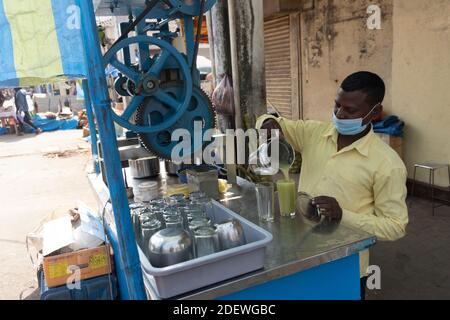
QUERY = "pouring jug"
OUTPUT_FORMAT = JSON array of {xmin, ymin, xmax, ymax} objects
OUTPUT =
[{"xmin": 248, "ymin": 135, "xmax": 295, "ymax": 176}]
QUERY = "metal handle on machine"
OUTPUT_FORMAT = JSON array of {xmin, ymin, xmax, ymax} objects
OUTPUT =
[
  {"xmin": 106, "ymin": 0, "xmax": 161, "ymax": 56},
  {"xmin": 191, "ymin": 0, "xmax": 206, "ymax": 75}
]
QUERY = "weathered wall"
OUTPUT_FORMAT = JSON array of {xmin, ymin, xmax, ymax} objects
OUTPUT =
[
  {"xmin": 262, "ymin": 0, "xmax": 450, "ymax": 186},
  {"xmin": 264, "ymin": 0, "xmax": 314, "ymax": 18},
  {"xmin": 299, "ymin": 0, "xmax": 393, "ymax": 122},
  {"xmin": 392, "ymin": 0, "xmax": 450, "ymax": 186}
]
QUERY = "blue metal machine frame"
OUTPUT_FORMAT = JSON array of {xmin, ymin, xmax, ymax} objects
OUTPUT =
[
  {"xmin": 77, "ymin": 0, "xmax": 217, "ymax": 299},
  {"xmin": 77, "ymin": 0, "xmax": 146, "ymax": 300},
  {"xmin": 82, "ymin": 79, "xmax": 100, "ymax": 174}
]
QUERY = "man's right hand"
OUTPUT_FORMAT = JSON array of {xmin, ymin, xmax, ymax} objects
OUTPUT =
[{"xmin": 260, "ymin": 118, "xmax": 284, "ymax": 139}]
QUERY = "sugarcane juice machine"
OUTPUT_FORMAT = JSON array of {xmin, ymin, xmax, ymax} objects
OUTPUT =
[{"xmin": 96, "ymin": 0, "xmax": 218, "ymax": 184}]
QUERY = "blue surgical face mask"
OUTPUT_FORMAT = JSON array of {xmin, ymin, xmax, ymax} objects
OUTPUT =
[{"xmin": 332, "ymin": 103, "xmax": 380, "ymax": 136}]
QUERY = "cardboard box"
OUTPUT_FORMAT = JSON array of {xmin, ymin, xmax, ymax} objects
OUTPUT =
[
  {"xmin": 43, "ymin": 244, "xmax": 112, "ymax": 288},
  {"xmin": 376, "ymin": 133, "xmax": 403, "ymax": 160},
  {"xmin": 82, "ymin": 127, "xmax": 90, "ymax": 138}
]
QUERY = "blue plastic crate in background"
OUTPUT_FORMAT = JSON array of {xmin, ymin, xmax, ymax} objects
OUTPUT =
[{"xmin": 39, "ymin": 271, "xmax": 118, "ymax": 300}]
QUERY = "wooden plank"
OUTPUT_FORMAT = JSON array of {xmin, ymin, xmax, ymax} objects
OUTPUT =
[
  {"xmin": 264, "ymin": 29, "xmax": 290, "ymax": 36},
  {"xmin": 266, "ymin": 85, "xmax": 292, "ymax": 91},
  {"xmin": 266, "ymin": 85, "xmax": 291, "ymax": 89},
  {"xmin": 265, "ymin": 63, "xmax": 291, "ymax": 69},
  {"xmin": 265, "ymin": 69, "xmax": 291, "ymax": 75},
  {"xmin": 264, "ymin": 47, "xmax": 292, "ymax": 55},
  {"xmin": 290, "ymin": 12, "xmax": 301, "ymax": 120},
  {"xmin": 265, "ymin": 56, "xmax": 291, "ymax": 63},
  {"xmin": 264, "ymin": 14, "xmax": 292, "ymax": 119},
  {"xmin": 266, "ymin": 77, "xmax": 293, "ymax": 81},
  {"xmin": 267, "ymin": 95, "xmax": 291, "ymax": 99},
  {"xmin": 264, "ymin": 16, "xmax": 289, "ymax": 27},
  {"xmin": 267, "ymin": 89, "xmax": 292, "ymax": 94},
  {"xmin": 267, "ymin": 91, "xmax": 292, "ymax": 96},
  {"xmin": 264, "ymin": 28, "xmax": 290, "ymax": 37},
  {"xmin": 264, "ymin": 26, "xmax": 290, "ymax": 33},
  {"xmin": 269, "ymin": 100, "xmax": 291, "ymax": 106},
  {"xmin": 265, "ymin": 53, "xmax": 290, "ymax": 59}
]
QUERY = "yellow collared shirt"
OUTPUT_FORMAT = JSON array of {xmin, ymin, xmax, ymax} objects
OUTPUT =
[{"xmin": 256, "ymin": 115, "xmax": 409, "ymax": 276}]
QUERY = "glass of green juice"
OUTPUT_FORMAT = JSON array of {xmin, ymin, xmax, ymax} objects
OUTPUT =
[{"xmin": 276, "ymin": 179, "xmax": 296, "ymax": 217}]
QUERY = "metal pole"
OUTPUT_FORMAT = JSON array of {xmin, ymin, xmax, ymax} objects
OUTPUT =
[
  {"xmin": 205, "ymin": 11, "xmax": 216, "ymax": 83},
  {"xmin": 208, "ymin": 0, "xmax": 234, "ymax": 132},
  {"xmin": 82, "ymin": 79, "xmax": 100, "ymax": 174},
  {"xmin": 209, "ymin": 0, "xmax": 232, "ymax": 86},
  {"xmin": 227, "ymin": 0, "xmax": 266, "ymax": 129},
  {"xmin": 77, "ymin": 0, "xmax": 146, "ymax": 300}
]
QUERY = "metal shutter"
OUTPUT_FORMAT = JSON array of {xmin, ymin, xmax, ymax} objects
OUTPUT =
[{"xmin": 264, "ymin": 16, "xmax": 293, "ymax": 119}]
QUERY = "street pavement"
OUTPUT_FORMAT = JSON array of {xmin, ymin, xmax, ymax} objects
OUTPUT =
[{"xmin": 0, "ymin": 130, "xmax": 97, "ymax": 299}]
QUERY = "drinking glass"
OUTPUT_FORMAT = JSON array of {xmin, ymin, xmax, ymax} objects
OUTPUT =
[
  {"xmin": 186, "ymin": 167, "xmax": 219, "ymax": 200},
  {"xmin": 194, "ymin": 226, "xmax": 220, "ymax": 258},
  {"xmin": 276, "ymin": 179, "xmax": 296, "ymax": 217},
  {"xmin": 188, "ymin": 217, "xmax": 212, "ymax": 233},
  {"xmin": 255, "ymin": 182, "xmax": 275, "ymax": 222},
  {"xmin": 167, "ymin": 193, "xmax": 186, "ymax": 206},
  {"xmin": 164, "ymin": 215, "xmax": 184, "ymax": 229}
]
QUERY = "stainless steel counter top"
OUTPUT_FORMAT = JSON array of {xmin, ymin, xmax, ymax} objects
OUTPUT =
[{"xmin": 89, "ymin": 164, "xmax": 377, "ymax": 300}]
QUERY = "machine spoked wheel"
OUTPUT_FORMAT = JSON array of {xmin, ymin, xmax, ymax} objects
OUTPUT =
[
  {"xmin": 103, "ymin": 35, "xmax": 193, "ymax": 133},
  {"xmin": 136, "ymin": 82, "xmax": 216, "ymax": 160}
]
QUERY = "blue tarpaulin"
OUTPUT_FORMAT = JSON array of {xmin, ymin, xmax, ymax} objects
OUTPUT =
[
  {"xmin": 0, "ymin": 0, "xmax": 87, "ymax": 87},
  {"xmin": 373, "ymin": 115, "xmax": 405, "ymax": 137},
  {"xmin": 23, "ymin": 114, "xmax": 78, "ymax": 133}
]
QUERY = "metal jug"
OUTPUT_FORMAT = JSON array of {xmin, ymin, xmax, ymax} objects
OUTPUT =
[{"xmin": 248, "ymin": 136, "xmax": 295, "ymax": 176}]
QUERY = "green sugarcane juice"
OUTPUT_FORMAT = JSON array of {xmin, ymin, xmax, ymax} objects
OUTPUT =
[
  {"xmin": 277, "ymin": 180, "xmax": 296, "ymax": 216},
  {"xmin": 277, "ymin": 164, "xmax": 296, "ymax": 217}
]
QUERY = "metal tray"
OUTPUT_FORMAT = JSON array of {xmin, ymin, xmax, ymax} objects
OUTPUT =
[{"xmin": 137, "ymin": 200, "xmax": 273, "ymax": 299}]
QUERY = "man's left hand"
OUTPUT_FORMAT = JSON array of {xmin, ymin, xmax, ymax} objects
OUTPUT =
[{"xmin": 312, "ymin": 196, "xmax": 343, "ymax": 223}]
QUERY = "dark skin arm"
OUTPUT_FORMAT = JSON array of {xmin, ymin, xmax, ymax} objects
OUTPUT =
[
  {"xmin": 260, "ymin": 118, "xmax": 343, "ymax": 223},
  {"xmin": 312, "ymin": 196, "xmax": 343, "ymax": 223},
  {"xmin": 259, "ymin": 118, "xmax": 284, "ymax": 139}
]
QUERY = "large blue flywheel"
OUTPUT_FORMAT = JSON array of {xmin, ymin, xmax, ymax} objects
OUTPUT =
[
  {"xmin": 103, "ymin": 36, "xmax": 193, "ymax": 133},
  {"xmin": 135, "ymin": 82, "xmax": 216, "ymax": 161}
]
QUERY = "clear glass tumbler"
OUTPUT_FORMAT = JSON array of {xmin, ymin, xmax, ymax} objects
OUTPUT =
[
  {"xmin": 194, "ymin": 226, "xmax": 220, "ymax": 258},
  {"xmin": 167, "ymin": 193, "xmax": 186, "ymax": 206},
  {"xmin": 255, "ymin": 182, "xmax": 275, "ymax": 222},
  {"xmin": 188, "ymin": 217, "xmax": 212, "ymax": 233},
  {"xmin": 189, "ymin": 191, "xmax": 207, "ymax": 201},
  {"xmin": 186, "ymin": 166, "xmax": 219, "ymax": 200},
  {"xmin": 164, "ymin": 215, "xmax": 184, "ymax": 229}
]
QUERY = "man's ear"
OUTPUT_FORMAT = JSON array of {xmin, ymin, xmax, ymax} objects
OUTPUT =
[{"xmin": 371, "ymin": 103, "xmax": 383, "ymax": 122}]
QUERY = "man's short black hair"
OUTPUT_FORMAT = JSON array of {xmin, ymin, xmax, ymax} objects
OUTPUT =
[{"xmin": 341, "ymin": 71, "xmax": 385, "ymax": 105}]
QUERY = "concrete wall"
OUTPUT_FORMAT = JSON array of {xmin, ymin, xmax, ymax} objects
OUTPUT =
[
  {"xmin": 264, "ymin": 0, "xmax": 450, "ymax": 186},
  {"xmin": 34, "ymin": 96, "xmax": 85, "ymax": 114},
  {"xmin": 264, "ymin": 0, "xmax": 314, "ymax": 18},
  {"xmin": 392, "ymin": 0, "xmax": 450, "ymax": 186},
  {"xmin": 299, "ymin": 0, "xmax": 393, "ymax": 121}
]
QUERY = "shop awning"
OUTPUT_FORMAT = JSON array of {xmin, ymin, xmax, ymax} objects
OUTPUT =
[{"xmin": 0, "ymin": 0, "xmax": 87, "ymax": 87}]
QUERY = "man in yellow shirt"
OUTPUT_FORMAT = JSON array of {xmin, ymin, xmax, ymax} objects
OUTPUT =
[{"xmin": 257, "ymin": 71, "xmax": 408, "ymax": 299}]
